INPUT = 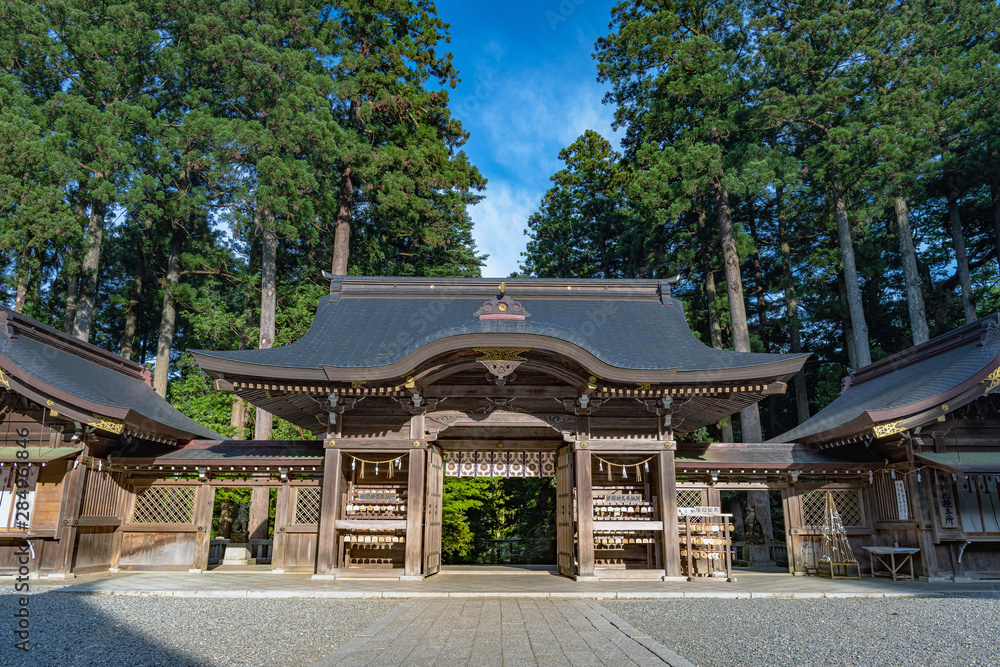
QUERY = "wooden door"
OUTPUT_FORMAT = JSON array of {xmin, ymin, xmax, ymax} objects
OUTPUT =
[
  {"xmin": 423, "ymin": 445, "xmax": 444, "ymax": 576},
  {"xmin": 556, "ymin": 447, "xmax": 574, "ymax": 577}
]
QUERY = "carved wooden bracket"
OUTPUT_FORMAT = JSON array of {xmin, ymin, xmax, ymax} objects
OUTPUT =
[{"xmin": 478, "ymin": 359, "xmax": 523, "ymax": 386}]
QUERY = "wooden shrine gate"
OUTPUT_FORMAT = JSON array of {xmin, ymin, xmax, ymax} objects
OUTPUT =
[
  {"xmin": 556, "ymin": 448, "xmax": 575, "ymax": 577},
  {"xmin": 423, "ymin": 445, "xmax": 444, "ymax": 575}
]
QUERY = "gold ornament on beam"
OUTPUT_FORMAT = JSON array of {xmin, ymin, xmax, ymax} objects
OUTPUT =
[
  {"xmin": 982, "ymin": 367, "xmax": 1000, "ymax": 394},
  {"xmin": 88, "ymin": 413, "xmax": 125, "ymax": 435},
  {"xmin": 474, "ymin": 347, "xmax": 530, "ymax": 361},
  {"xmin": 873, "ymin": 420, "xmax": 905, "ymax": 439}
]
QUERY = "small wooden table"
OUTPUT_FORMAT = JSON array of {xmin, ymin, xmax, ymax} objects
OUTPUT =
[{"xmin": 863, "ymin": 546, "xmax": 920, "ymax": 581}]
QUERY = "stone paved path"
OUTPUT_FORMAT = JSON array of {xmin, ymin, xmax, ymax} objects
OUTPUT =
[{"xmin": 312, "ymin": 597, "xmax": 693, "ymax": 666}]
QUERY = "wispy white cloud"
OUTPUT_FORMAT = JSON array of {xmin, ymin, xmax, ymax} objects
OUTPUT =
[
  {"xmin": 465, "ymin": 76, "xmax": 621, "ymax": 276},
  {"xmin": 469, "ymin": 181, "xmax": 542, "ymax": 278}
]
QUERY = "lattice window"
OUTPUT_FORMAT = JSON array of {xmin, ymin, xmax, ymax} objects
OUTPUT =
[
  {"xmin": 677, "ymin": 489, "xmax": 702, "ymax": 508},
  {"xmin": 294, "ymin": 487, "xmax": 322, "ymax": 524},
  {"xmin": 130, "ymin": 486, "xmax": 195, "ymax": 524},
  {"xmin": 802, "ymin": 489, "xmax": 865, "ymax": 528}
]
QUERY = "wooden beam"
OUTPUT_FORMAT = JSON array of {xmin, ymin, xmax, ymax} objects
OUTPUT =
[
  {"xmin": 569, "ymin": 439, "xmax": 675, "ymax": 451},
  {"xmin": 405, "ymin": 448, "xmax": 426, "ymax": 577},
  {"xmin": 248, "ymin": 486, "xmax": 271, "ymax": 541},
  {"xmin": 191, "ymin": 483, "xmax": 216, "ymax": 572},
  {"xmin": 315, "ymin": 449, "xmax": 342, "ymax": 576},
  {"xmin": 575, "ymin": 449, "xmax": 595, "ymax": 578},
  {"xmin": 658, "ymin": 450, "xmax": 682, "ymax": 578},
  {"xmin": 424, "ymin": 385, "xmax": 577, "ymax": 399},
  {"xmin": 434, "ymin": 440, "xmax": 564, "ymax": 451}
]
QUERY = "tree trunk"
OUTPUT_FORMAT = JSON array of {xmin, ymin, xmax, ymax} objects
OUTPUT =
[
  {"xmin": 230, "ymin": 398, "xmax": 248, "ymax": 437},
  {"xmin": 701, "ymin": 209, "xmax": 734, "ymax": 441},
  {"xmin": 331, "ymin": 165, "xmax": 353, "ymax": 275},
  {"xmin": 64, "ymin": 270, "xmax": 79, "ymax": 334},
  {"xmin": 121, "ymin": 218, "xmax": 152, "ymax": 359},
  {"xmin": 715, "ymin": 182, "xmax": 762, "ymax": 442},
  {"xmin": 152, "ymin": 227, "xmax": 183, "ymax": 397},
  {"xmin": 747, "ymin": 490, "xmax": 774, "ymax": 543},
  {"xmin": 946, "ymin": 180, "xmax": 978, "ymax": 324},
  {"xmin": 777, "ymin": 186, "xmax": 809, "ymax": 424},
  {"xmin": 837, "ymin": 269, "xmax": 860, "ymax": 369},
  {"xmin": 72, "ymin": 197, "xmax": 107, "ymax": 342},
  {"xmin": 254, "ymin": 215, "xmax": 277, "ymax": 440},
  {"xmin": 64, "ymin": 194, "xmax": 88, "ymax": 333},
  {"xmin": 746, "ymin": 202, "xmax": 770, "ymax": 352},
  {"xmin": 893, "ymin": 197, "xmax": 929, "ymax": 345},
  {"xmin": 831, "ymin": 179, "xmax": 871, "ymax": 368},
  {"xmin": 13, "ymin": 267, "xmax": 27, "ymax": 313},
  {"xmin": 120, "ymin": 255, "xmax": 145, "ymax": 360}
]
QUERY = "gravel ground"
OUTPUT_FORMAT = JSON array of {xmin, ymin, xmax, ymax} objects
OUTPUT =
[
  {"xmin": 604, "ymin": 597, "xmax": 1000, "ymax": 667},
  {"xmin": 0, "ymin": 590, "xmax": 399, "ymax": 667}
]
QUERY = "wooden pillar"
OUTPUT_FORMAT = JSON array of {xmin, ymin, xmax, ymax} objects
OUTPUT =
[
  {"xmin": 658, "ymin": 450, "xmax": 682, "ymax": 578},
  {"xmin": 404, "ymin": 447, "xmax": 426, "ymax": 578},
  {"xmin": 271, "ymin": 483, "xmax": 293, "ymax": 573},
  {"xmin": 574, "ymin": 449, "xmax": 595, "ymax": 579},
  {"xmin": 191, "ymin": 482, "xmax": 216, "ymax": 572},
  {"xmin": 910, "ymin": 470, "xmax": 940, "ymax": 579},
  {"xmin": 784, "ymin": 488, "xmax": 804, "ymax": 575},
  {"xmin": 108, "ymin": 477, "xmax": 133, "ymax": 573},
  {"xmin": 56, "ymin": 458, "xmax": 88, "ymax": 577},
  {"xmin": 315, "ymin": 448, "xmax": 343, "ymax": 576},
  {"xmin": 248, "ymin": 486, "xmax": 270, "ymax": 541}
]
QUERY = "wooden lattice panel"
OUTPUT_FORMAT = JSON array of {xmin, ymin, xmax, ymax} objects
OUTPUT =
[
  {"xmin": 677, "ymin": 489, "xmax": 702, "ymax": 508},
  {"xmin": 130, "ymin": 486, "xmax": 195, "ymax": 524},
  {"xmin": 802, "ymin": 490, "xmax": 865, "ymax": 527},
  {"xmin": 293, "ymin": 487, "xmax": 322, "ymax": 524}
]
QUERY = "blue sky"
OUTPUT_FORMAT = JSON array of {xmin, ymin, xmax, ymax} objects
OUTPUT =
[{"xmin": 435, "ymin": 0, "xmax": 621, "ymax": 278}]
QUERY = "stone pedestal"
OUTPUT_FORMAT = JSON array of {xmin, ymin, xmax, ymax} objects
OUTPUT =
[{"xmin": 223, "ymin": 542, "xmax": 253, "ymax": 565}]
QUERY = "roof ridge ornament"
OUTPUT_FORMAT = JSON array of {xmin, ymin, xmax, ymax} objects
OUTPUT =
[{"xmin": 473, "ymin": 283, "xmax": 530, "ymax": 321}]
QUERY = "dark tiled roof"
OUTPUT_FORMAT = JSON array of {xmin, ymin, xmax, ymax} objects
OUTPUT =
[
  {"xmin": 0, "ymin": 308, "xmax": 222, "ymax": 441},
  {"xmin": 193, "ymin": 277, "xmax": 806, "ymax": 376},
  {"xmin": 770, "ymin": 313, "xmax": 1000, "ymax": 445},
  {"xmin": 111, "ymin": 440, "xmax": 324, "ymax": 465},
  {"xmin": 915, "ymin": 452, "xmax": 1000, "ymax": 475},
  {"xmin": 676, "ymin": 442, "xmax": 881, "ymax": 469}
]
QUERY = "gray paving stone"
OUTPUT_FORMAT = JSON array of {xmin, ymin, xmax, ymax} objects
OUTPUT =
[{"xmin": 312, "ymin": 596, "xmax": 693, "ymax": 666}]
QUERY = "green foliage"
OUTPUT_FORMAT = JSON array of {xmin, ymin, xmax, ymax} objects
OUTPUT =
[
  {"xmin": 441, "ymin": 476, "xmax": 557, "ymax": 565},
  {"xmin": 523, "ymin": 0, "xmax": 1000, "ymax": 437},
  {"xmin": 0, "ymin": 0, "xmax": 487, "ymax": 429}
]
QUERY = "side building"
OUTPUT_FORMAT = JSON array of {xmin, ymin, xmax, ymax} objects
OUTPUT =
[
  {"xmin": 771, "ymin": 313, "xmax": 1000, "ymax": 580},
  {"xmin": 0, "ymin": 307, "xmax": 222, "ymax": 577}
]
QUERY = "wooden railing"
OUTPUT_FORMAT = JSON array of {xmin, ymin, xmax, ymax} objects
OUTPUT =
[
  {"xmin": 208, "ymin": 539, "xmax": 229, "ymax": 565},
  {"xmin": 250, "ymin": 539, "xmax": 273, "ymax": 564}
]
